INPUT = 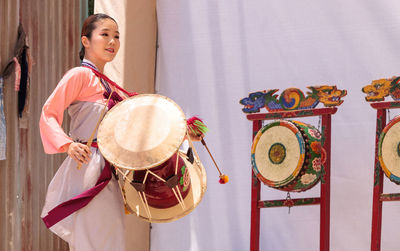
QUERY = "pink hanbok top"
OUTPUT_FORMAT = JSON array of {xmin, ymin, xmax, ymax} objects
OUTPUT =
[{"xmin": 40, "ymin": 66, "xmax": 109, "ymax": 152}]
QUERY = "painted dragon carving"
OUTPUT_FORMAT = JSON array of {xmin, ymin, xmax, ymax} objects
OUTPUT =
[
  {"xmin": 362, "ymin": 77, "xmax": 400, "ymax": 101},
  {"xmin": 239, "ymin": 86, "xmax": 347, "ymax": 113}
]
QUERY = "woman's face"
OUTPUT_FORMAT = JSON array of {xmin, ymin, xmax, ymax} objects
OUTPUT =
[{"xmin": 82, "ymin": 18, "xmax": 120, "ymax": 64}]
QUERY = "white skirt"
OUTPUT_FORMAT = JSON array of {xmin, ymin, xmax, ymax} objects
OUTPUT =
[{"xmin": 41, "ymin": 147, "xmax": 125, "ymax": 251}]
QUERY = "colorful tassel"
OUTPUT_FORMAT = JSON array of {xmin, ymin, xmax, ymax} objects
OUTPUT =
[{"xmin": 187, "ymin": 116, "xmax": 209, "ymax": 136}]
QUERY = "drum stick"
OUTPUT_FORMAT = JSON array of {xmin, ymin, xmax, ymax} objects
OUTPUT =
[
  {"xmin": 186, "ymin": 131, "xmax": 229, "ymax": 184},
  {"xmin": 200, "ymin": 138, "xmax": 222, "ymax": 176},
  {"xmin": 77, "ymin": 91, "xmax": 114, "ymax": 169},
  {"xmin": 200, "ymin": 138, "xmax": 229, "ymax": 184}
]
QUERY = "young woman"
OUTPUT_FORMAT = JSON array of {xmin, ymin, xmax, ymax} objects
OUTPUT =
[{"xmin": 40, "ymin": 14, "xmax": 130, "ymax": 251}]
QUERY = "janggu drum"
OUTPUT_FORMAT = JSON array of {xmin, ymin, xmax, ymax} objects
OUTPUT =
[{"xmin": 97, "ymin": 94, "xmax": 207, "ymax": 223}]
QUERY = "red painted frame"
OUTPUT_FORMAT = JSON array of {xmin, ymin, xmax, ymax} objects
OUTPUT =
[
  {"xmin": 369, "ymin": 101, "xmax": 400, "ymax": 251},
  {"xmin": 247, "ymin": 107, "xmax": 337, "ymax": 251}
]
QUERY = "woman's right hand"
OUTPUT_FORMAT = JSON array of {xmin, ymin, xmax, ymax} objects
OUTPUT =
[{"xmin": 64, "ymin": 142, "xmax": 92, "ymax": 165}]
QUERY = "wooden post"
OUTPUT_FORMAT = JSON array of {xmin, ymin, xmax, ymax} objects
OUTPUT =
[
  {"xmin": 250, "ymin": 120, "xmax": 262, "ymax": 251},
  {"xmin": 320, "ymin": 114, "xmax": 331, "ymax": 251},
  {"xmin": 371, "ymin": 108, "xmax": 386, "ymax": 251}
]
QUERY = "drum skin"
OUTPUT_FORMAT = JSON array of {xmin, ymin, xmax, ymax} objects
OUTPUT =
[
  {"xmin": 379, "ymin": 115, "xmax": 400, "ymax": 185},
  {"xmin": 251, "ymin": 120, "xmax": 322, "ymax": 192},
  {"xmin": 97, "ymin": 94, "xmax": 187, "ymax": 171}
]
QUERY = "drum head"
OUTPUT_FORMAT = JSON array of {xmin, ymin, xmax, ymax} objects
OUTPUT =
[
  {"xmin": 251, "ymin": 120, "xmax": 305, "ymax": 187},
  {"xmin": 379, "ymin": 115, "xmax": 400, "ymax": 184},
  {"xmin": 97, "ymin": 94, "xmax": 187, "ymax": 170},
  {"xmin": 123, "ymin": 151, "xmax": 207, "ymax": 223}
]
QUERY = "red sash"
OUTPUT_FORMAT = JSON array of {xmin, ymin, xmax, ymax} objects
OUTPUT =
[
  {"xmin": 82, "ymin": 66, "xmax": 138, "ymax": 97},
  {"xmin": 42, "ymin": 145, "xmax": 112, "ymax": 228}
]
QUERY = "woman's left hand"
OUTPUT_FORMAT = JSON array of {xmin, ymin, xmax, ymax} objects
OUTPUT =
[{"xmin": 187, "ymin": 130, "xmax": 203, "ymax": 142}]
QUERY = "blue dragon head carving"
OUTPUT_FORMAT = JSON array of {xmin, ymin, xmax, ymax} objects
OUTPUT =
[{"xmin": 239, "ymin": 89, "xmax": 279, "ymax": 113}]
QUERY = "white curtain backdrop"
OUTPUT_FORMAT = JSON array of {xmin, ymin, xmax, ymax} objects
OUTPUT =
[{"xmin": 153, "ymin": 1, "xmax": 400, "ymax": 250}]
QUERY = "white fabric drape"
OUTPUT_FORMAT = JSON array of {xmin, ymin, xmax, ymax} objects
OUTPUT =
[
  {"xmin": 153, "ymin": 0, "xmax": 400, "ymax": 250},
  {"xmin": 93, "ymin": 1, "xmax": 155, "ymax": 251}
]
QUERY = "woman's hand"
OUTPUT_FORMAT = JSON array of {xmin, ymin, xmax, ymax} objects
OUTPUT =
[
  {"xmin": 64, "ymin": 142, "xmax": 92, "ymax": 165},
  {"xmin": 187, "ymin": 130, "xmax": 204, "ymax": 142}
]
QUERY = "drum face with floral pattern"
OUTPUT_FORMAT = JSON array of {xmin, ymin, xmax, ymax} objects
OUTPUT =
[
  {"xmin": 251, "ymin": 120, "xmax": 322, "ymax": 192},
  {"xmin": 378, "ymin": 115, "xmax": 400, "ymax": 185}
]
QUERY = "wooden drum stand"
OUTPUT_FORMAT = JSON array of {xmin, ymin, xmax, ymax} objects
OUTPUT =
[
  {"xmin": 362, "ymin": 77, "xmax": 400, "ymax": 251},
  {"xmin": 239, "ymin": 86, "xmax": 347, "ymax": 251}
]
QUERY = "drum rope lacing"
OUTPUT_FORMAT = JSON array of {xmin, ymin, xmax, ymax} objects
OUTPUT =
[{"xmin": 114, "ymin": 139, "xmax": 197, "ymax": 219}]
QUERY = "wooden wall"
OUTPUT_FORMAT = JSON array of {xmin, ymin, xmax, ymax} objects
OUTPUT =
[{"xmin": 0, "ymin": 0, "xmax": 82, "ymax": 250}]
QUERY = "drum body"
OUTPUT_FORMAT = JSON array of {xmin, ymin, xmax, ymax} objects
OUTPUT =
[
  {"xmin": 251, "ymin": 120, "xmax": 322, "ymax": 192},
  {"xmin": 379, "ymin": 115, "xmax": 400, "ymax": 184},
  {"xmin": 97, "ymin": 94, "xmax": 207, "ymax": 223},
  {"xmin": 123, "ymin": 150, "xmax": 207, "ymax": 223},
  {"xmin": 131, "ymin": 153, "xmax": 191, "ymax": 209}
]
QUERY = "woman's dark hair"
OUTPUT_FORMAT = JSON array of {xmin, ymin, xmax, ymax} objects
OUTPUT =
[{"xmin": 79, "ymin": 13, "xmax": 117, "ymax": 60}]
